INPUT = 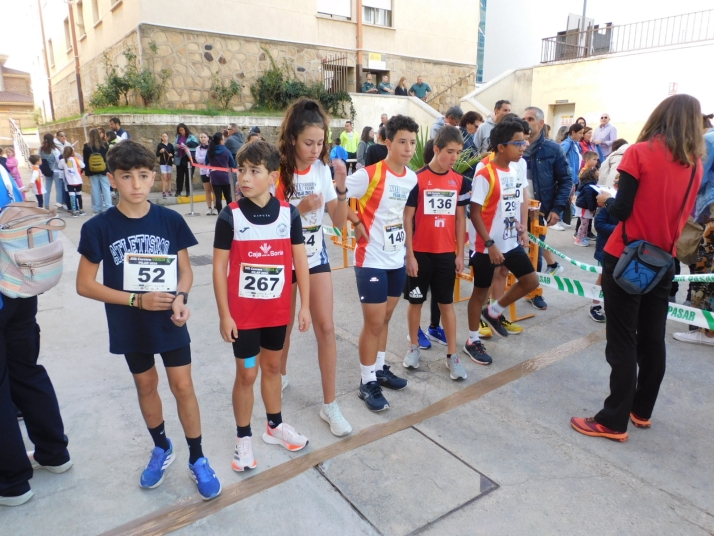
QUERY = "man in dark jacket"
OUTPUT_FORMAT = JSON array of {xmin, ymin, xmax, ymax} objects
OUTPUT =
[
  {"xmin": 522, "ymin": 106, "xmax": 573, "ymax": 310},
  {"xmin": 224, "ymin": 123, "xmax": 245, "ymax": 159}
]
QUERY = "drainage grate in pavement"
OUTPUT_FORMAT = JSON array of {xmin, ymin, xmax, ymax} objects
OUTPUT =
[{"xmin": 189, "ymin": 254, "xmax": 213, "ymax": 267}]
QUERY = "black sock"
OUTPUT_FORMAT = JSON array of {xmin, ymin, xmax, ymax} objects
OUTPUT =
[
  {"xmin": 186, "ymin": 435, "xmax": 203, "ymax": 465},
  {"xmin": 548, "ymin": 262, "xmax": 557, "ymax": 268},
  {"xmin": 237, "ymin": 425, "xmax": 252, "ymax": 438},
  {"xmin": 429, "ymin": 324, "xmax": 439, "ymax": 329},
  {"xmin": 267, "ymin": 412, "xmax": 282, "ymax": 429},
  {"xmin": 148, "ymin": 422, "xmax": 170, "ymax": 451}
]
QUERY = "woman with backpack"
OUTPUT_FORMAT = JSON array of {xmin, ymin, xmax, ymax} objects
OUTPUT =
[
  {"xmin": 82, "ymin": 129, "xmax": 111, "ymax": 214},
  {"xmin": 39, "ymin": 134, "xmax": 61, "ymax": 210}
]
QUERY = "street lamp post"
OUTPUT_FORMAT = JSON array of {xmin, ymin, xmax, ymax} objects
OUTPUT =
[{"xmin": 65, "ymin": 0, "xmax": 84, "ymax": 113}]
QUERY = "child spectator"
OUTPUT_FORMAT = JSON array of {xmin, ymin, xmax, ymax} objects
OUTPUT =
[
  {"xmin": 5, "ymin": 148, "xmax": 22, "ymax": 189},
  {"xmin": 582, "ymin": 150, "xmax": 599, "ymax": 172},
  {"xmin": 330, "ymin": 138, "xmax": 348, "ymax": 168},
  {"xmin": 590, "ymin": 174, "xmax": 620, "ymax": 322},
  {"xmin": 212, "ymin": 140, "xmax": 311, "ymax": 470},
  {"xmin": 194, "ymin": 132, "xmax": 216, "ymax": 215},
  {"xmin": 57, "ymin": 146, "xmax": 85, "ymax": 217},
  {"xmin": 22, "ymin": 155, "xmax": 45, "ymax": 206},
  {"xmin": 156, "ymin": 132, "xmax": 174, "ymax": 198},
  {"xmin": 76, "ymin": 140, "xmax": 221, "ymax": 499},
  {"xmin": 574, "ymin": 167, "xmax": 599, "ymax": 246}
]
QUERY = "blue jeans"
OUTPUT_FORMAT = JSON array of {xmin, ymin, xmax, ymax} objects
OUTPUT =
[
  {"xmin": 43, "ymin": 175, "xmax": 53, "ymax": 208},
  {"xmin": 89, "ymin": 174, "xmax": 112, "ymax": 212},
  {"xmin": 54, "ymin": 176, "xmax": 65, "ymax": 205}
]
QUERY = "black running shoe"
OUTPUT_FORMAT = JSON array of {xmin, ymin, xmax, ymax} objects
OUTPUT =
[
  {"xmin": 358, "ymin": 381, "xmax": 389, "ymax": 411},
  {"xmin": 463, "ymin": 340, "xmax": 493, "ymax": 365},
  {"xmin": 376, "ymin": 365, "xmax": 408, "ymax": 390},
  {"xmin": 481, "ymin": 306, "xmax": 509, "ymax": 337}
]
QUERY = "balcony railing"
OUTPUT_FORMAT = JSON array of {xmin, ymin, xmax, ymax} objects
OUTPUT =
[{"xmin": 541, "ymin": 9, "xmax": 714, "ymax": 63}]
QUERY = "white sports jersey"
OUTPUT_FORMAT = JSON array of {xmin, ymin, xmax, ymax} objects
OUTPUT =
[
  {"xmin": 275, "ymin": 160, "xmax": 336, "ymax": 269},
  {"xmin": 346, "ymin": 161, "xmax": 417, "ymax": 269},
  {"xmin": 468, "ymin": 158, "xmax": 527, "ymax": 253}
]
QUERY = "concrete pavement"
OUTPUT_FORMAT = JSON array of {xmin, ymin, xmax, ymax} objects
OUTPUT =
[{"xmin": 3, "ymin": 202, "xmax": 714, "ymax": 535}]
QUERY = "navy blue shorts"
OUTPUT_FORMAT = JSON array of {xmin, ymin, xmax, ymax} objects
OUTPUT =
[{"xmin": 355, "ymin": 266, "xmax": 406, "ymax": 304}]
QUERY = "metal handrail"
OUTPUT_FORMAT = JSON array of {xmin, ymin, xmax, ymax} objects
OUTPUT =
[
  {"xmin": 425, "ymin": 71, "xmax": 475, "ymax": 105},
  {"xmin": 9, "ymin": 118, "xmax": 31, "ymax": 168},
  {"xmin": 541, "ymin": 9, "xmax": 714, "ymax": 63}
]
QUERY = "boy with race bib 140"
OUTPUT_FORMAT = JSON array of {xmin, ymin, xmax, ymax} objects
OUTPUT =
[{"xmin": 345, "ymin": 115, "xmax": 419, "ymax": 412}]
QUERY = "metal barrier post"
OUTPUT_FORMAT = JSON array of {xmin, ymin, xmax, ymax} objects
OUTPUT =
[{"xmin": 185, "ymin": 161, "xmax": 199, "ymax": 217}]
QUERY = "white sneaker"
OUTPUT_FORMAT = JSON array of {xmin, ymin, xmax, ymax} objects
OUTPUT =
[
  {"xmin": 231, "ymin": 436, "xmax": 257, "ymax": 472},
  {"xmin": 446, "ymin": 355, "xmax": 467, "ymax": 380},
  {"xmin": 403, "ymin": 344, "xmax": 421, "ymax": 369},
  {"xmin": 281, "ymin": 374, "xmax": 289, "ymax": 393},
  {"xmin": 0, "ymin": 489, "xmax": 34, "ymax": 507},
  {"xmin": 550, "ymin": 223, "xmax": 565, "ymax": 231},
  {"xmin": 206, "ymin": 209, "xmax": 212, "ymax": 215},
  {"xmin": 320, "ymin": 401, "xmax": 352, "ymax": 437},
  {"xmin": 673, "ymin": 330, "xmax": 714, "ymax": 346},
  {"xmin": 27, "ymin": 451, "xmax": 73, "ymax": 474},
  {"xmin": 262, "ymin": 422, "xmax": 309, "ymax": 451}
]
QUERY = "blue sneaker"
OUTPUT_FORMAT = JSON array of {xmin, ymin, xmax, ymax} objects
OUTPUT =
[
  {"xmin": 140, "ymin": 439, "xmax": 175, "ymax": 489},
  {"xmin": 406, "ymin": 327, "xmax": 432, "ymax": 349},
  {"xmin": 528, "ymin": 295, "xmax": 547, "ymax": 310},
  {"xmin": 426, "ymin": 325, "xmax": 448, "ymax": 346},
  {"xmin": 188, "ymin": 457, "xmax": 222, "ymax": 500}
]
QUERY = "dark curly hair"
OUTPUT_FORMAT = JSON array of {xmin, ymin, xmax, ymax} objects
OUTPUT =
[{"xmin": 385, "ymin": 114, "xmax": 419, "ymax": 141}]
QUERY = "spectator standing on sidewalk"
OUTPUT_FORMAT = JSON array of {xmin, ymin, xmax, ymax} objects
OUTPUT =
[
  {"xmin": 39, "ymin": 133, "xmax": 61, "ymax": 209},
  {"xmin": 340, "ymin": 121, "xmax": 359, "ymax": 173},
  {"xmin": 224, "ymin": 123, "xmax": 245, "ymax": 160},
  {"xmin": 431, "ymin": 106, "xmax": 463, "ymax": 140},
  {"xmin": 571, "ymin": 94, "xmax": 704, "ymax": 442},
  {"xmin": 207, "ymin": 132, "xmax": 235, "ymax": 213},
  {"xmin": 174, "ymin": 124, "xmax": 198, "ymax": 197},
  {"xmin": 521, "ymin": 106, "xmax": 573, "ymax": 310},
  {"xmin": 83, "ymin": 128, "xmax": 112, "ymax": 214},
  {"xmin": 0, "ymin": 165, "xmax": 72, "ymax": 507},
  {"xmin": 473, "ymin": 100, "xmax": 512, "ymax": 154},
  {"xmin": 356, "ymin": 126, "xmax": 374, "ymax": 169},
  {"xmin": 109, "ymin": 118, "xmax": 130, "ymax": 141},
  {"xmin": 592, "ymin": 113, "xmax": 617, "ymax": 159}
]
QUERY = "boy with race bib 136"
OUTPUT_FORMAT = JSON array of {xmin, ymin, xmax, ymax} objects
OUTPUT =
[{"xmin": 76, "ymin": 141, "xmax": 221, "ymax": 500}]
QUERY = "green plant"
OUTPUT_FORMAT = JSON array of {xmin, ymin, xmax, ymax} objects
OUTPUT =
[
  {"xmin": 408, "ymin": 127, "xmax": 430, "ymax": 171},
  {"xmin": 453, "ymin": 146, "xmax": 483, "ymax": 177},
  {"xmin": 31, "ymin": 107, "xmax": 44, "ymax": 125},
  {"xmin": 211, "ymin": 74, "xmax": 242, "ymax": 109},
  {"xmin": 250, "ymin": 48, "xmax": 354, "ymax": 119}
]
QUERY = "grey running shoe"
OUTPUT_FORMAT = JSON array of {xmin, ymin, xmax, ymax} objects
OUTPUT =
[
  {"xmin": 403, "ymin": 344, "xmax": 421, "ymax": 369},
  {"xmin": 446, "ymin": 355, "xmax": 467, "ymax": 380}
]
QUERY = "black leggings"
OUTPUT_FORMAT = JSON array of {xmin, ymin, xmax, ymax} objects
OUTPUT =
[
  {"xmin": 176, "ymin": 161, "xmax": 195, "ymax": 196},
  {"xmin": 212, "ymin": 183, "xmax": 232, "ymax": 212}
]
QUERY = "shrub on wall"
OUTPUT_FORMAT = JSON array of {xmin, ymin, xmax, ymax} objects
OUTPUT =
[
  {"xmin": 89, "ymin": 42, "xmax": 170, "ymax": 109},
  {"xmin": 211, "ymin": 74, "xmax": 242, "ymax": 110},
  {"xmin": 250, "ymin": 49, "xmax": 355, "ymax": 120}
]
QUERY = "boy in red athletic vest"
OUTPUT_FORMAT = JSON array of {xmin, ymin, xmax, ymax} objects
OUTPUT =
[{"xmin": 212, "ymin": 141, "xmax": 311, "ymax": 472}]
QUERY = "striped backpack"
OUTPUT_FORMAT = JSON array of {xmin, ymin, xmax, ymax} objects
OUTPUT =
[{"xmin": 0, "ymin": 202, "xmax": 66, "ymax": 298}]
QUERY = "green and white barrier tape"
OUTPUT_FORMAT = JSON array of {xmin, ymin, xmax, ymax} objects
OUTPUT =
[
  {"xmin": 537, "ymin": 273, "xmax": 714, "ymax": 329},
  {"xmin": 529, "ymin": 233, "xmax": 714, "ymax": 283}
]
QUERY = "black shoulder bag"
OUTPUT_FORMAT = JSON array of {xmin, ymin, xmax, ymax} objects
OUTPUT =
[{"xmin": 613, "ymin": 163, "xmax": 697, "ymax": 295}]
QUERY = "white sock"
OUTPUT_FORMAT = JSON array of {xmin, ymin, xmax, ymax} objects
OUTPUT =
[
  {"xmin": 375, "ymin": 351, "xmax": 386, "ymax": 370},
  {"xmin": 360, "ymin": 363, "xmax": 377, "ymax": 384},
  {"xmin": 489, "ymin": 300, "xmax": 505, "ymax": 316},
  {"xmin": 469, "ymin": 330, "xmax": 480, "ymax": 343}
]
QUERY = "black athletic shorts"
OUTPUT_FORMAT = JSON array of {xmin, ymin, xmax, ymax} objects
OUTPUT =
[
  {"xmin": 404, "ymin": 252, "xmax": 456, "ymax": 305},
  {"xmin": 291, "ymin": 262, "xmax": 331, "ymax": 284},
  {"xmin": 200, "ymin": 174, "xmax": 211, "ymax": 184},
  {"xmin": 232, "ymin": 325, "xmax": 287, "ymax": 359},
  {"xmin": 124, "ymin": 345, "xmax": 192, "ymax": 375},
  {"xmin": 469, "ymin": 245, "xmax": 534, "ymax": 289}
]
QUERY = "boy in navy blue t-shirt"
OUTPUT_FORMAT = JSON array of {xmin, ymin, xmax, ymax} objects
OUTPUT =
[{"xmin": 76, "ymin": 141, "xmax": 221, "ymax": 500}]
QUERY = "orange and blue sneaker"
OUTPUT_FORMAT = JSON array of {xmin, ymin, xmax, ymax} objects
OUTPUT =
[
  {"xmin": 570, "ymin": 417, "xmax": 628, "ymax": 442},
  {"xmin": 630, "ymin": 412, "xmax": 651, "ymax": 428}
]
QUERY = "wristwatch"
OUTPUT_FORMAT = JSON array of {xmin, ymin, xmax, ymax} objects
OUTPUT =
[
  {"xmin": 485, "ymin": 239, "xmax": 495, "ymax": 248},
  {"xmin": 175, "ymin": 292, "xmax": 189, "ymax": 304}
]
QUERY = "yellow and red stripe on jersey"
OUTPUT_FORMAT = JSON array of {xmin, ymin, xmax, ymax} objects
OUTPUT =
[
  {"xmin": 354, "ymin": 161, "xmax": 387, "ymax": 266},
  {"xmin": 473, "ymin": 162, "xmax": 501, "ymax": 252}
]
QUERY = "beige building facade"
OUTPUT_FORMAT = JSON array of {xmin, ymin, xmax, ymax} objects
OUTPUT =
[
  {"xmin": 0, "ymin": 55, "xmax": 35, "ymax": 143},
  {"xmin": 40, "ymin": 0, "xmax": 479, "ymax": 120}
]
